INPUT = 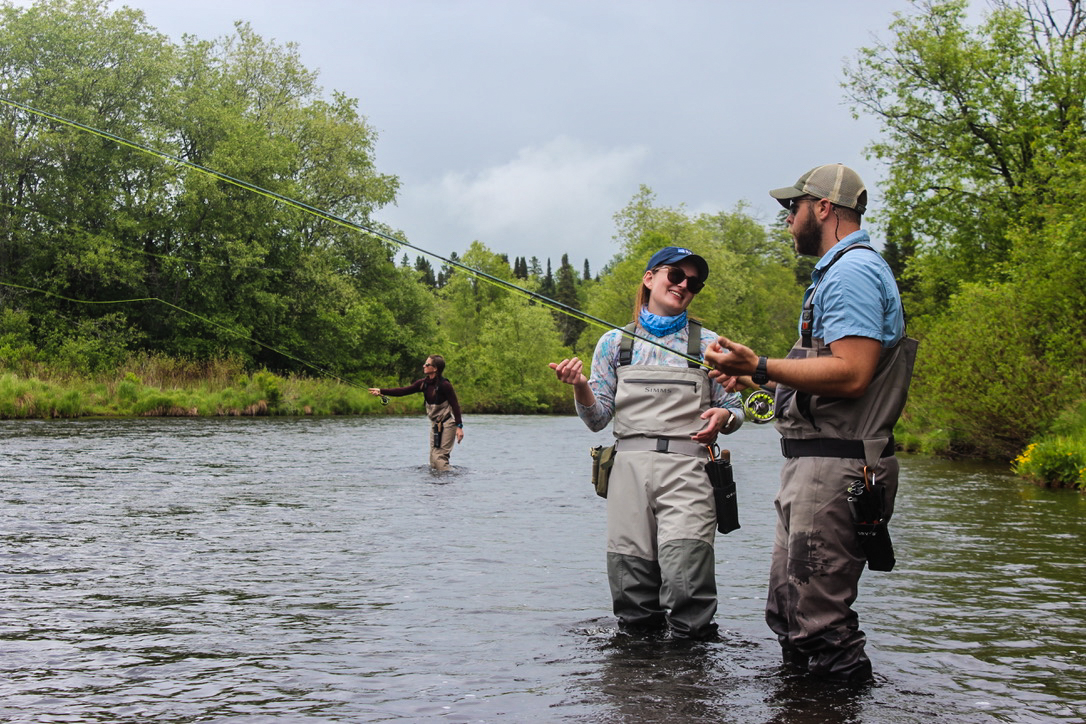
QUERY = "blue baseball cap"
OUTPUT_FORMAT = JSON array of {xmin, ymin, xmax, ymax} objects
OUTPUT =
[{"xmin": 645, "ymin": 246, "xmax": 709, "ymax": 282}]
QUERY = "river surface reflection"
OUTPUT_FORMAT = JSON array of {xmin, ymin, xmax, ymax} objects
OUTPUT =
[{"xmin": 0, "ymin": 416, "xmax": 1083, "ymax": 722}]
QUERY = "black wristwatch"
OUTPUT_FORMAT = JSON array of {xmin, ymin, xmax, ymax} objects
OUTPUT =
[{"xmin": 751, "ymin": 355, "xmax": 769, "ymax": 385}]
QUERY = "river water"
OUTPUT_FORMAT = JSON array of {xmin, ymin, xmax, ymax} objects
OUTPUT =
[{"xmin": 0, "ymin": 415, "xmax": 1083, "ymax": 723}]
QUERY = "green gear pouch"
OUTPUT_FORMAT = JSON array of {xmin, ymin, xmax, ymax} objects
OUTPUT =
[{"xmin": 590, "ymin": 444, "xmax": 616, "ymax": 498}]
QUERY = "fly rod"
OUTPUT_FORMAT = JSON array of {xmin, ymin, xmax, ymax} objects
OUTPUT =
[{"xmin": 0, "ymin": 95, "xmax": 710, "ymax": 368}]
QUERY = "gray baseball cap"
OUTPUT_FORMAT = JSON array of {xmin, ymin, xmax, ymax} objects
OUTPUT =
[{"xmin": 770, "ymin": 163, "xmax": 867, "ymax": 214}]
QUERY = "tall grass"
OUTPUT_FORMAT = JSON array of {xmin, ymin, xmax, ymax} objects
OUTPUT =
[{"xmin": 0, "ymin": 353, "xmax": 396, "ymax": 419}]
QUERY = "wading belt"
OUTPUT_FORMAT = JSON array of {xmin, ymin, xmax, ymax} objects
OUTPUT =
[
  {"xmin": 614, "ymin": 437, "xmax": 708, "ymax": 457},
  {"xmin": 780, "ymin": 436, "xmax": 895, "ymax": 459}
]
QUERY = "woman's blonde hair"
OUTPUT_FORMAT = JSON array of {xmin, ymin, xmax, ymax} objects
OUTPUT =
[{"xmin": 631, "ymin": 267, "xmax": 657, "ymax": 324}]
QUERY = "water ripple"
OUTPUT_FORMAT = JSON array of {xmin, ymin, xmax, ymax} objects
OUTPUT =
[{"xmin": 0, "ymin": 417, "xmax": 1083, "ymax": 722}]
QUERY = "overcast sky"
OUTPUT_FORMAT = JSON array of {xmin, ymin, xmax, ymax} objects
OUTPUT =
[{"xmin": 23, "ymin": 0, "xmax": 989, "ymax": 271}]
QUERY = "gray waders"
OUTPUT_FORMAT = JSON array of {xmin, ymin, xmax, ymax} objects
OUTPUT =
[
  {"xmin": 426, "ymin": 400, "xmax": 456, "ymax": 471},
  {"xmin": 769, "ymin": 244, "xmax": 919, "ymax": 680},
  {"xmin": 607, "ymin": 322, "xmax": 718, "ymax": 639}
]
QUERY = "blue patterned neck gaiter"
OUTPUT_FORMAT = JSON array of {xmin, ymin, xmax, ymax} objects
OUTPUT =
[{"xmin": 638, "ymin": 307, "xmax": 687, "ymax": 337}]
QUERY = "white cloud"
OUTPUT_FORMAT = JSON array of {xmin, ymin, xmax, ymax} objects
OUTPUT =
[{"xmin": 385, "ymin": 137, "xmax": 649, "ymax": 270}]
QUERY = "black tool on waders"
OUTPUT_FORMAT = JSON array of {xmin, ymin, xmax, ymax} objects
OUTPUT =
[
  {"xmin": 847, "ymin": 467, "xmax": 895, "ymax": 571},
  {"xmin": 432, "ymin": 420, "xmax": 444, "ymax": 449},
  {"xmin": 707, "ymin": 445, "xmax": 740, "ymax": 534}
]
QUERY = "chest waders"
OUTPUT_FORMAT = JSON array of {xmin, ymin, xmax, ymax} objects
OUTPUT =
[
  {"xmin": 604, "ymin": 322, "xmax": 720, "ymax": 639},
  {"xmin": 426, "ymin": 400, "xmax": 456, "ymax": 471},
  {"xmin": 767, "ymin": 244, "xmax": 919, "ymax": 680}
]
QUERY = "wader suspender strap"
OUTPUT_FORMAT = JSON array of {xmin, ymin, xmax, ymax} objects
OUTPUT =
[
  {"xmin": 801, "ymin": 244, "xmax": 875, "ymax": 348},
  {"xmin": 801, "ymin": 244, "xmax": 911, "ymax": 348},
  {"xmin": 618, "ymin": 321, "xmax": 702, "ymax": 366}
]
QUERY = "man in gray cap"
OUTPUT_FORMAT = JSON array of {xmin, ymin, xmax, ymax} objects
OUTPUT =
[{"xmin": 705, "ymin": 164, "xmax": 917, "ymax": 681}]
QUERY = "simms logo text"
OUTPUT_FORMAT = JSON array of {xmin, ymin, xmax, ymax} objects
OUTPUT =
[{"xmin": 645, "ymin": 387, "xmax": 675, "ymax": 394}]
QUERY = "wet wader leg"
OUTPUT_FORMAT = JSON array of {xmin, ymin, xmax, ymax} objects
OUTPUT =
[
  {"xmin": 606, "ymin": 452, "xmax": 665, "ymax": 630},
  {"xmin": 766, "ymin": 539, "xmax": 807, "ymax": 669},
  {"xmin": 429, "ymin": 420, "xmax": 456, "ymax": 471},
  {"xmin": 768, "ymin": 457, "xmax": 872, "ymax": 681},
  {"xmin": 426, "ymin": 401, "xmax": 455, "ymax": 471},
  {"xmin": 607, "ymin": 553, "xmax": 666, "ymax": 631},
  {"xmin": 654, "ymin": 453, "xmax": 718, "ymax": 639},
  {"xmin": 659, "ymin": 539, "xmax": 717, "ymax": 639}
]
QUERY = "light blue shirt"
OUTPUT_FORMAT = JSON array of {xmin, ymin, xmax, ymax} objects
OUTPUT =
[{"xmin": 804, "ymin": 230, "xmax": 905, "ymax": 347}]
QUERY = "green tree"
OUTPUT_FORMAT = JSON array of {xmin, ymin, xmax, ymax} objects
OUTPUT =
[
  {"xmin": 846, "ymin": 0, "xmax": 1086, "ymax": 457},
  {"xmin": 0, "ymin": 0, "xmax": 177, "ymax": 364},
  {"xmin": 553, "ymin": 253, "xmax": 585, "ymax": 350},
  {"xmin": 580, "ymin": 187, "xmax": 802, "ymax": 358},
  {"xmin": 539, "ymin": 258, "xmax": 555, "ymax": 299},
  {"xmin": 844, "ymin": 0, "xmax": 1086, "ymax": 314},
  {"xmin": 1, "ymin": 0, "xmax": 427, "ymax": 380},
  {"xmin": 415, "ymin": 255, "xmax": 437, "ymax": 288},
  {"xmin": 435, "ymin": 241, "xmax": 568, "ymax": 412}
]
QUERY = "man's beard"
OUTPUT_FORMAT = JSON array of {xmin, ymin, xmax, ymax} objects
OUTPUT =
[{"xmin": 792, "ymin": 213, "xmax": 821, "ymax": 256}]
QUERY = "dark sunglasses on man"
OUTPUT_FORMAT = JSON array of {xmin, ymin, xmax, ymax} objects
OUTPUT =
[{"xmin": 788, "ymin": 196, "xmax": 821, "ymax": 217}]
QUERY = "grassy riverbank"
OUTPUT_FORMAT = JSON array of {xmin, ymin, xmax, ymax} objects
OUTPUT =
[{"xmin": 0, "ymin": 357, "xmax": 399, "ymax": 419}]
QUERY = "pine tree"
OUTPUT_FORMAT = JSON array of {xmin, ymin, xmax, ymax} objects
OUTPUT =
[
  {"xmin": 540, "ymin": 258, "xmax": 556, "ymax": 298},
  {"xmin": 415, "ymin": 256, "xmax": 437, "ymax": 288},
  {"xmin": 554, "ymin": 254, "xmax": 585, "ymax": 348}
]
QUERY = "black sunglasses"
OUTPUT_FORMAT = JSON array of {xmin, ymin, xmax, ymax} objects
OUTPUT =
[
  {"xmin": 788, "ymin": 196, "xmax": 819, "ymax": 216},
  {"xmin": 661, "ymin": 266, "xmax": 704, "ymax": 294}
]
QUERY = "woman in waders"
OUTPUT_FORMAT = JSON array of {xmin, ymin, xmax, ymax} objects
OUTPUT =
[
  {"xmin": 549, "ymin": 247, "xmax": 745, "ymax": 640},
  {"xmin": 369, "ymin": 355, "xmax": 464, "ymax": 471}
]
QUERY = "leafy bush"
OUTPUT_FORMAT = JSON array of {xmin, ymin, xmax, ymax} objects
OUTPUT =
[
  {"xmin": 251, "ymin": 370, "xmax": 282, "ymax": 408},
  {"xmin": 906, "ymin": 283, "xmax": 1070, "ymax": 459},
  {"xmin": 1013, "ymin": 439, "xmax": 1086, "ymax": 490},
  {"xmin": 42, "ymin": 313, "xmax": 143, "ymax": 376},
  {"xmin": 0, "ymin": 309, "xmax": 39, "ymax": 372}
]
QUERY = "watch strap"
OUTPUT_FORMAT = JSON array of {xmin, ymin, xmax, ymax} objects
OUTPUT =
[{"xmin": 752, "ymin": 355, "xmax": 769, "ymax": 385}]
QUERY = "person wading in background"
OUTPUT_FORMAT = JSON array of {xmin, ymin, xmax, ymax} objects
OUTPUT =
[{"xmin": 370, "ymin": 355, "xmax": 464, "ymax": 471}]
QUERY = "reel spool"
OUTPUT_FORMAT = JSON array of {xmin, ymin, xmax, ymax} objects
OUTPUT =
[{"xmin": 743, "ymin": 389, "xmax": 775, "ymax": 424}]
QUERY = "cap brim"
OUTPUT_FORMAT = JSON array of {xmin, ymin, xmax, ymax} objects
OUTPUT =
[
  {"xmin": 769, "ymin": 185, "xmax": 804, "ymax": 208},
  {"xmin": 688, "ymin": 254, "xmax": 709, "ymax": 282}
]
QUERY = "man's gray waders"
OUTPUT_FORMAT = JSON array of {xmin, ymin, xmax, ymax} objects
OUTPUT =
[
  {"xmin": 770, "ymin": 330, "xmax": 917, "ymax": 679},
  {"xmin": 426, "ymin": 400, "xmax": 456, "ymax": 471},
  {"xmin": 607, "ymin": 363, "xmax": 717, "ymax": 639}
]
